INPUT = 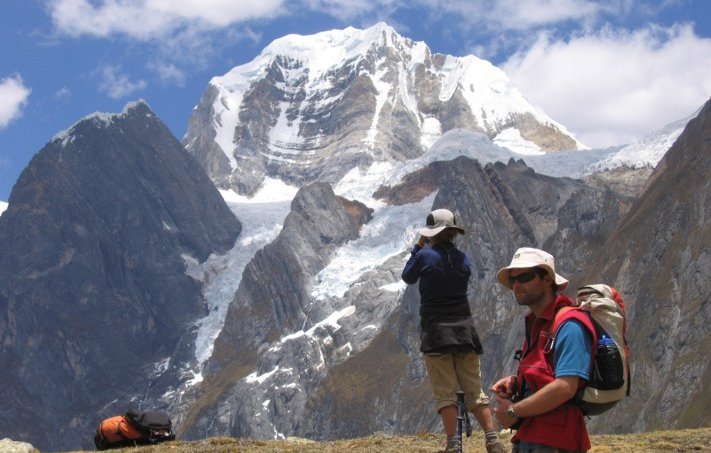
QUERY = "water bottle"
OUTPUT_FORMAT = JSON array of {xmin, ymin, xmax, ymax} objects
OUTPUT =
[
  {"xmin": 595, "ymin": 333, "xmax": 624, "ymax": 389},
  {"xmin": 598, "ymin": 334, "xmax": 615, "ymax": 347}
]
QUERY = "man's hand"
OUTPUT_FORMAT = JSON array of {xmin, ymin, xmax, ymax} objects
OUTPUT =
[
  {"xmin": 490, "ymin": 375, "xmax": 517, "ymax": 399},
  {"xmin": 493, "ymin": 376, "xmax": 580, "ymax": 427}
]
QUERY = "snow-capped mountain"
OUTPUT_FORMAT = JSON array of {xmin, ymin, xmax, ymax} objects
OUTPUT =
[
  {"xmin": 585, "ymin": 108, "xmax": 698, "ymax": 173},
  {"xmin": 184, "ymin": 22, "xmax": 585, "ymax": 196},
  {"xmin": 173, "ymin": 22, "xmax": 705, "ymax": 442},
  {"xmin": 0, "ymin": 200, "xmax": 7, "ymax": 216}
]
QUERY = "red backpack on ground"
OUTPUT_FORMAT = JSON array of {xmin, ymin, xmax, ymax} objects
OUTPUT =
[{"xmin": 93, "ymin": 410, "xmax": 175, "ymax": 450}]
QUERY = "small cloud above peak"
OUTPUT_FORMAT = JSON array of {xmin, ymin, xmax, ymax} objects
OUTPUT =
[
  {"xmin": 0, "ymin": 75, "xmax": 31, "ymax": 129},
  {"xmin": 94, "ymin": 64, "xmax": 147, "ymax": 100},
  {"xmin": 53, "ymin": 86, "xmax": 72, "ymax": 101}
]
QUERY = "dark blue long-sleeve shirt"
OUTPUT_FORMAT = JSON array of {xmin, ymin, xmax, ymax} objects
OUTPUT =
[
  {"xmin": 402, "ymin": 241, "xmax": 482, "ymax": 354},
  {"xmin": 402, "ymin": 242, "xmax": 471, "ymax": 311}
]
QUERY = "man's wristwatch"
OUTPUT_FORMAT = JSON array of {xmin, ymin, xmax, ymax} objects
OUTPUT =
[{"xmin": 507, "ymin": 405, "xmax": 519, "ymax": 420}]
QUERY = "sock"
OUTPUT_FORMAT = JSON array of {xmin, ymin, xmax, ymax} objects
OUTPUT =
[{"xmin": 485, "ymin": 430, "xmax": 499, "ymax": 441}]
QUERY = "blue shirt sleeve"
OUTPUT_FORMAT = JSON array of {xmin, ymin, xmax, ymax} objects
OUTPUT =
[
  {"xmin": 401, "ymin": 245, "xmax": 423, "ymax": 284},
  {"xmin": 553, "ymin": 320, "xmax": 592, "ymax": 380}
]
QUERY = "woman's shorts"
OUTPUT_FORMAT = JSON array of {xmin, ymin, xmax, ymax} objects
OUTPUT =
[{"xmin": 423, "ymin": 351, "xmax": 489, "ymax": 412}]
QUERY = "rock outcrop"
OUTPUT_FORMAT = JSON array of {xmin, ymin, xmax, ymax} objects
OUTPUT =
[
  {"xmin": 175, "ymin": 182, "xmax": 372, "ymax": 439},
  {"xmin": 174, "ymin": 153, "xmax": 627, "ymax": 440},
  {"xmin": 0, "ymin": 101, "xmax": 241, "ymax": 451}
]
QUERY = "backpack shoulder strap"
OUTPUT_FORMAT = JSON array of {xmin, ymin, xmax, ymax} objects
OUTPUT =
[
  {"xmin": 541, "ymin": 306, "xmax": 598, "ymax": 395},
  {"xmin": 552, "ymin": 305, "xmax": 596, "ymax": 340},
  {"xmin": 546, "ymin": 306, "xmax": 598, "ymax": 367}
]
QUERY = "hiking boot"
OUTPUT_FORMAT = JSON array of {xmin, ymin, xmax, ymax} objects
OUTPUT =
[
  {"xmin": 485, "ymin": 437, "xmax": 506, "ymax": 453},
  {"xmin": 441, "ymin": 435, "xmax": 461, "ymax": 453}
]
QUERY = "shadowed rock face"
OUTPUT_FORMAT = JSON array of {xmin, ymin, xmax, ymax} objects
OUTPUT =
[
  {"xmin": 581, "ymin": 97, "xmax": 711, "ymax": 433},
  {"xmin": 0, "ymin": 101, "xmax": 241, "ymax": 451},
  {"xmin": 176, "ymin": 182, "xmax": 373, "ymax": 439},
  {"xmin": 174, "ymin": 154, "xmax": 628, "ymax": 441}
]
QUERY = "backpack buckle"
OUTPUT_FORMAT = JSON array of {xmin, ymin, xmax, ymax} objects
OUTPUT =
[
  {"xmin": 543, "ymin": 334, "xmax": 555, "ymax": 354},
  {"xmin": 513, "ymin": 349, "xmax": 522, "ymax": 361}
]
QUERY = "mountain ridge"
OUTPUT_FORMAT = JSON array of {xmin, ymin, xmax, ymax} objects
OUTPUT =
[{"xmin": 0, "ymin": 101, "xmax": 242, "ymax": 451}]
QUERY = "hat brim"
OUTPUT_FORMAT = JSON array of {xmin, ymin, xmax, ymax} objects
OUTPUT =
[
  {"xmin": 496, "ymin": 262, "xmax": 569, "ymax": 291},
  {"xmin": 417, "ymin": 225, "xmax": 466, "ymax": 237}
]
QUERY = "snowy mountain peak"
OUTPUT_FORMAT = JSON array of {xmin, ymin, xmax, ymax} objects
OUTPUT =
[
  {"xmin": 186, "ymin": 23, "xmax": 588, "ymax": 198},
  {"xmin": 51, "ymin": 100, "xmax": 154, "ymax": 147},
  {"xmin": 259, "ymin": 22, "xmax": 409, "ymax": 72},
  {"xmin": 215, "ymin": 22, "xmax": 420, "ymax": 95}
]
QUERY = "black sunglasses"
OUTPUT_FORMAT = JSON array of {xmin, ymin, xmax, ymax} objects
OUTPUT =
[{"xmin": 508, "ymin": 269, "xmax": 543, "ymax": 286}]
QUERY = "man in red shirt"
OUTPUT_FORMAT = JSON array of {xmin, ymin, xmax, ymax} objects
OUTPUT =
[{"xmin": 491, "ymin": 247, "xmax": 594, "ymax": 453}]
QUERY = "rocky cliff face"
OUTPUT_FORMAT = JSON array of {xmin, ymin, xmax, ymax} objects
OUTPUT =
[
  {"xmin": 178, "ymin": 87, "xmax": 707, "ymax": 437},
  {"xmin": 582, "ymin": 97, "xmax": 711, "ymax": 432},
  {"xmin": 174, "ymin": 182, "xmax": 372, "ymax": 439},
  {"xmin": 0, "ymin": 101, "xmax": 241, "ymax": 451},
  {"xmin": 173, "ymin": 152, "xmax": 627, "ymax": 441}
]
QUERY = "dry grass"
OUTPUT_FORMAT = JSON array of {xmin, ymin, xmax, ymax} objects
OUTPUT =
[{"xmin": 59, "ymin": 427, "xmax": 711, "ymax": 453}]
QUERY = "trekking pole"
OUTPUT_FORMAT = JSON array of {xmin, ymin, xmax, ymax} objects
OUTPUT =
[
  {"xmin": 456, "ymin": 391, "xmax": 465, "ymax": 453},
  {"xmin": 459, "ymin": 391, "xmax": 473, "ymax": 437}
]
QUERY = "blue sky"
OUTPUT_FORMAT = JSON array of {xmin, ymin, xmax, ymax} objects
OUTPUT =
[{"xmin": 1, "ymin": 0, "xmax": 710, "ymax": 202}]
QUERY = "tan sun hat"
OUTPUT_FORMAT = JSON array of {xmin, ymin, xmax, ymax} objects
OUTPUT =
[
  {"xmin": 496, "ymin": 247, "xmax": 569, "ymax": 290},
  {"xmin": 417, "ymin": 209, "xmax": 466, "ymax": 237}
]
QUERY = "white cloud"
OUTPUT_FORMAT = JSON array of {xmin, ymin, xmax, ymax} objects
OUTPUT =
[
  {"xmin": 95, "ymin": 65, "xmax": 147, "ymax": 99},
  {"xmin": 0, "ymin": 75, "xmax": 31, "ymax": 129},
  {"xmin": 49, "ymin": 0, "xmax": 285, "ymax": 39},
  {"xmin": 47, "ymin": 0, "xmax": 623, "ymax": 37},
  {"xmin": 410, "ymin": 0, "xmax": 620, "ymax": 31},
  {"xmin": 54, "ymin": 86, "xmax": 72, "ymax": 101},
  {"xmin": 301, "ymin": 0, "xmax": 399, "ymax": 21},
  {"xmin": 502, "ymin": 24, "xmax": 711, "ymax": 148},
  {"xmin": 150, "ymin": 62, "xmax": 186, "ymax": 87}
]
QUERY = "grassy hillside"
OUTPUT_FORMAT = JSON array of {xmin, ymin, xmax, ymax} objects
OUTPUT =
[{"xmin": 62, "ymin": 427, "xmax": 711, "ymax": 452}]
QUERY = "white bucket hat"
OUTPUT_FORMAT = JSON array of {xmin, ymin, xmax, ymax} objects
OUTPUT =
[
  {"xmin": 417, "ymin": 209, "xmax": 466, "ymax": 237},
  {"xmin": 496, "ymin": 247, "xmax": 569, "ymax": 290}
]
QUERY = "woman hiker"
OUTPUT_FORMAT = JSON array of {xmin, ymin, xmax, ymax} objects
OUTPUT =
[{"xmin": 402, "ymin": 208, "xmax": 505, "ymax": 453}]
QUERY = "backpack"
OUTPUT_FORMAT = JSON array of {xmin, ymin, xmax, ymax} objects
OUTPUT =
[
  {"xmin": 93, "ymin": 410, "xmax": 175, "ymax": 450},
  {"xmin": 551, "ymin": 284, "xmax": 631, "ymax": 415}
]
